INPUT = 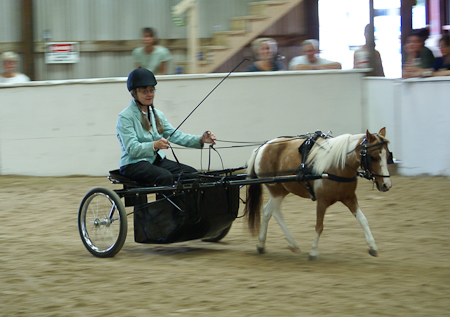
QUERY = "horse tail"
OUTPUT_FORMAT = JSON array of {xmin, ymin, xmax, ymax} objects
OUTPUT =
[
  {"xmin": 246, "ymin": 183, "xmax": 263, "ymax": 236},
  {"xmin": 245, "ymin": 149, "xmax": 263, "ymax": 236}
]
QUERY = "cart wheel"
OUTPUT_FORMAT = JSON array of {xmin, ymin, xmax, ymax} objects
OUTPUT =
[
  {"xmin": 78, "ymin": 187, "xmax": 127, "ymax": 258},
  {"xmin": 202, "ymin": 224, "xmax": 232, "ymax": 242}
]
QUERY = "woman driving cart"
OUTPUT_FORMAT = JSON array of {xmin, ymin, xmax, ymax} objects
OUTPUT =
[{"xmin": 117, "ymin": 67, "xmax": 216, "ymax": 186}]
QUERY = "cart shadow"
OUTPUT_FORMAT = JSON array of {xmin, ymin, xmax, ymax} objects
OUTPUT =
[
  {"xmin": 123, "ymin": 241, "xmax": 233, "ymax": 257},
  {"xmin": 121, "ymin": 240, "xmax": 384, "ymax": 270}
]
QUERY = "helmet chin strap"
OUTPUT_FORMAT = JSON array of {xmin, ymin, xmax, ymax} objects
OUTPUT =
[{"xmin": 134, "ymin": 98, "xmax": 153, "ymax": 112}]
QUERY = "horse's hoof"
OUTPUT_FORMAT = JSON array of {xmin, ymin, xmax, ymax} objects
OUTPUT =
[
  {"xmin": 257, "ymin": 246, "xmax": 266, "ymax": 254},
  {"xmin": 308, "ymin": 254, "xmax": 319, "ymax": 261},
  {"xmin": 288, "ymin": 246, "xmax": 301, "ymax": 254},
  {"xmin": 368, "ymin": 249, "xmax": 378, "ymax": 257}
]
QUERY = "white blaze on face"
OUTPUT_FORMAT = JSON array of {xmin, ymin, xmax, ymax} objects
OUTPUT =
[{"xmin": 379, "ymin": 148, "xmax": 392, "ymax": 189}]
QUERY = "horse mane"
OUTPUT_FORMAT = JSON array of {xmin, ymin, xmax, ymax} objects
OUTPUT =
[{"xmin": 305, "ymin": 133, "xmax": 364, "ymax": 174}]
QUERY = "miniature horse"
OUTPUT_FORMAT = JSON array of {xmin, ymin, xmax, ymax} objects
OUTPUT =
[{"xmin": 245, "ymin": 128, "xmax": 392, "ymax": 260}]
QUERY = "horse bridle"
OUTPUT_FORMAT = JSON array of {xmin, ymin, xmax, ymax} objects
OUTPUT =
[{"xmin": 358, "ymin": 136, "xmax": 393, "ymax": 181}]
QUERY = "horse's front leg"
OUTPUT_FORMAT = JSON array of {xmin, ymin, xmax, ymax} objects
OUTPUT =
[
  {"xmin": 256, "ymin": 197, "xmax": 283, "ymax": 254},
  {"xmin": 342, "ymin": 196, "xmax": 378, "ymax": 257},
  {"xmin": 309, "ymin": 200, "xmax": 328, "ymax": 261}
]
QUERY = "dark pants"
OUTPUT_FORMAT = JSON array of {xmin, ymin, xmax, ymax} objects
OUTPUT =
[{"xmin": 119, "ymin": 157, "xmax": 197, "ymax": 186}]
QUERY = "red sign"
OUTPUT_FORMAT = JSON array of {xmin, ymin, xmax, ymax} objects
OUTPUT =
[{"xmin": 47, "ymin": 44, "xmax": 75, "ymax": 52}]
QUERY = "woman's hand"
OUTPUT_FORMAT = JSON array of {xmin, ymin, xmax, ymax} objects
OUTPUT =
[
  {"xmin": 200, "ymin": 131, "xmax": 216, "ymax": 145},
  {"xmin": 153, "ymin": 138, "xmax": 170, "ymax": 150}
]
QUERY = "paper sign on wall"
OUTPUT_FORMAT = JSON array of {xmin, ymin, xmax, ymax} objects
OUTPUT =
[{"xmin": 45, "ymin": 42, "xmax": 80, "ymax": 64}]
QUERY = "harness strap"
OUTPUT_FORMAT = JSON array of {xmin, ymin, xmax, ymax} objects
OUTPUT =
[
  {"xmin": 325, "ymin": 173, "xmax": 358, "ymax": 182},
  {"xmin": 305, "ymin": 180, "xmax": 316, "ymax": 201},
  {"xmin": 294, "ymin": 171, "xmax": 357, "ymax": 202},
  {"xmin": 298, "ymin": 131, "xmax": 327, "ymax": 169},
  {"xmin": 296, "ymin": 131, "xmax": 330, "ymax": 201}
]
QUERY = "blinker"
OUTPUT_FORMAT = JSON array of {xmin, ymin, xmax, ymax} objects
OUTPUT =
[{"xmin": 387, "ymin": 151, "xmax": 394, "ymax": 165}]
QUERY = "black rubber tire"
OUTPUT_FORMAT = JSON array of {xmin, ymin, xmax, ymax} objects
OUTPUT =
[
  {"xmin": 202, "ymin": 224, "xmax": 232, "ymax": 242},
  {"xmin": 78, "ymin": 187, "xmax": 127, "ymax": 258}
]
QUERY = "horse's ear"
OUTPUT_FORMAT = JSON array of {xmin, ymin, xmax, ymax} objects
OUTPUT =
[
  {"xmin": 366, "ymin": 129, "xmax": 376, "ymax": 142},
  {"xmin": 378, "ymin": 127, "xmax": 386, "ymax": 137}
]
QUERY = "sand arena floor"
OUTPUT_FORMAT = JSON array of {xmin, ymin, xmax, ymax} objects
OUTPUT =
[{"xmin": 0, "ymin": 175, "xmax": 449, "ymax": 316}]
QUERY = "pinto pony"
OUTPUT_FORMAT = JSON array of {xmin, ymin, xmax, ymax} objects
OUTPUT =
[{"xmin": 244, "ymin": 128, "xmax": 392, "ymax": 260}]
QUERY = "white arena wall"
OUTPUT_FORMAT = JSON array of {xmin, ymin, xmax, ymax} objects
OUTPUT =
[
  {"xmin": 364, "ymin": 76, "xmax": 450, "ymax": 177},
  {"xmin": 0, "ymin": 70, "xmax": 449, "ymax": 177}
]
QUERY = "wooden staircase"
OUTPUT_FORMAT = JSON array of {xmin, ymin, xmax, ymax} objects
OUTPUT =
[{"xmin": 197, "ymin": 0, "xmax": 304, "ymax": 73}]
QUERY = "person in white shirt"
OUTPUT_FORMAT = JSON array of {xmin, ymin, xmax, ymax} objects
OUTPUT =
[
  {"xmin": 0, "ymin": 52, "xmax": 30, "ymax": 84},
  {"xmin": 289, "ymin": 39, "xmax": 341, "ymax": 70}
]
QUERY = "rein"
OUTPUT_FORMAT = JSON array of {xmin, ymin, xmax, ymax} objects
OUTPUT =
[
  {"xmin": 168, "ymin": 58, "xmax": 249, "ymax": 140},
  {"xmin": 166, "ymin": 58, "xmax": 249, "ymax": 172}
]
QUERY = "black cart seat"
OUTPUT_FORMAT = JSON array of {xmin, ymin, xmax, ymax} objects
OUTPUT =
[{"xmin": 108, "ymin": 169, "xmax": 154, "ymax": 188}]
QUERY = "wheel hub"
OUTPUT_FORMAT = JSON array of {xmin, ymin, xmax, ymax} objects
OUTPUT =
[{"xmin": 93, "ymin": 218, "xmax": 111, "ymax": 227}]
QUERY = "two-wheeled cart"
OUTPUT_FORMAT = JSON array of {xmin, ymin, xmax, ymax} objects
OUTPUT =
[{"xmin": 78, "ymin": 167, "xmax": 320, "ymax": 257}]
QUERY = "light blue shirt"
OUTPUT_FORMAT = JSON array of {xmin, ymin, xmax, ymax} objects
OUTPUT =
[
  {"xmin": 132, "ymin": 46, "xmax": 172, "ymax": 75},
  {"xmin": 117, "ymin": 101, "xmax": 202, "ymax": 167}
]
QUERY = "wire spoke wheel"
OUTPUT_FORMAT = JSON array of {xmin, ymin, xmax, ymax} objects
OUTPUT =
[{"xmin": 78, "ymin": 187, "xmax": 127, "ymax": 258}]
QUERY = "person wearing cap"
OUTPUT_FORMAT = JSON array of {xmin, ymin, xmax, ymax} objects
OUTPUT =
[
  {"xmin": 289, "ymin": 39, "xmax": 341, "ymax": 70},
  {"xmin": 117, "ymin": 67, "xmax": 216, "ymax": 186},
  {"xmin": 0, "ymin": 51, "xmax": 30, "ymax": 84}
]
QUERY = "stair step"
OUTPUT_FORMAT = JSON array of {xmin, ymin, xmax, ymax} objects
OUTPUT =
[
  {"xmin": 230, "ymin": 15, "xmax": 268, "ymax": 31},
  {"xmin": 214, "ymin": 30, "xmax": 247, "ymax": 36},
  {"xmin": 230, "ymin": 15, "xmax": 268, "ymax": 21},
  {"xmin": 201, "ymin": 45, "xmax": 229, "ymax": 50},
  {"xmin": 248, "ymin": 0, "xmax": 289, "ymax": 5},
  {"xmin": 213, "ymin": 30, "xmax": 247, "ymax": 46},
  {"xmin": 195, "ymin": 45, "xmax": 231, "ymax": 64},
  {"xmin": 249, "ymin": 1, "xmax": 289, "ymax": 16}
]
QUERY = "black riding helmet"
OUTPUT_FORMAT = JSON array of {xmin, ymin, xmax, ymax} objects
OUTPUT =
[{"xmin": 127, "ymin": 67, "xmax": 157, "ymax": 91}]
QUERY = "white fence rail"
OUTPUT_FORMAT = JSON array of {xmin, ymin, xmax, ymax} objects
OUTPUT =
[{"xmin": 1, "ymin": 70, "xmax": 449, "ymax": 177}]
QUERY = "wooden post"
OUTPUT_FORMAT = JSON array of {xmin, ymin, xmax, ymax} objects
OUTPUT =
[
  {"xmin": 368, "ymin": 0, "xmax": 376, "ymax": 75},
  {"xmin": 172, "ymin": 0, "xmax": 199, "ymax": 74},
  {"xmin": 427, "ymin": 0, "xmax": 443, "ymax": 35},
  {"xmin": 187, "ymin": 0, "xmax": 198, "ymax": 74},
  {"xmin": 401, "ymin": 0, "xmax": 414, "ymax": 49},
  {"xmin": 440, "ymin": 0, "xmax": 447, "ymax": 33},
  {"xmin": 304, "ymin": 0, "xmax": 319, "ymax": 40},
  {"xmin": 21, "ymin": 0, "xmax": 34, "ymax": 80}
]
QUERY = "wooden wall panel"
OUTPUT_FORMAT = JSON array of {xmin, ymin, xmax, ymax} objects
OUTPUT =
[
  {"xmin": 0, "ymin": 0, "xmax": 21, "ymax": 42},
  {"xmin": 0, "ymin": 0, "xmax": 22, "ymax": 73},
  {"xmin": 1, "ymin": 0, "xmax": 307, "ymax": 79}
]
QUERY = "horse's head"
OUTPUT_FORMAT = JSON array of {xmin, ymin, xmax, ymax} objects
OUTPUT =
[{"xmin": 361, "ymin": 127, "xmax": 393, "ymax": 192}]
